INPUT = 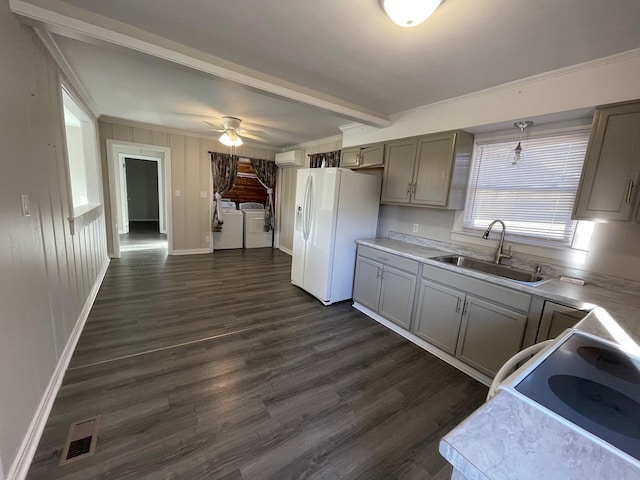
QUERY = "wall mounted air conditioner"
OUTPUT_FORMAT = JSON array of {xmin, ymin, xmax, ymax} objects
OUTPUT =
[{"xmin": 275, "ymin": 150, "xmax": 304, "ymax": 167}]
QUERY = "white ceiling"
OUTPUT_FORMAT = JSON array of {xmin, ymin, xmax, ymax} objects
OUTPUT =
[{"xmin": 15, "ymin": 0, "xmax": 640, "ymax": 147}]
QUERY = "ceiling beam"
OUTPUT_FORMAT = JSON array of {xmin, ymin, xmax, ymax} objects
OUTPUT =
[{"xmin": 10, "ymin": 0, "xmax": 390, "ymax": 128}]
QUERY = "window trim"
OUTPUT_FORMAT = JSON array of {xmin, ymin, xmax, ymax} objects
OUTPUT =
[
  {"xmin": 59, "ymin": 80, "xmax": 102, "ymax": 234},
  {"xmin": 451, "ymin": 122, "xmax": 593, "ymax": 261}
]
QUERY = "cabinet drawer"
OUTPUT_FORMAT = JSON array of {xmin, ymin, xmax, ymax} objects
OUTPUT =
[
  {"xmin": 422, "ymin": 264, "xmax": 531, "ymax": 312},
  {"xmin": 357, "ymin": 245, "xmax": 419, "ymax": 274}
]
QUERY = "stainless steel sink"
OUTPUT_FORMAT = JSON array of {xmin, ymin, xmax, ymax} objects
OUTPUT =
[{"xmin": 431, "ymin": 255, "xmax": 546, "ymax": 284}]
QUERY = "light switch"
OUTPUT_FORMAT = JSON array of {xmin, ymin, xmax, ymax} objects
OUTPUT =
[
  {"xmin": 200, "ymin": 191, "xmax": 208, "ymax": 198},
  {"xmin": 175, "ymin": 190, "xmax": 181, "ymax": 197},
  {"xmin": 21, "ymin": 194, "xmax": 31, "ymax": 217}
]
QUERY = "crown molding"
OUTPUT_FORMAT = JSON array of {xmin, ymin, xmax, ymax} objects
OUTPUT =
[
  {"xmin": 390, "ymin": 47, "xmax": 640, "ymax": 120},
  {"xmin": 9, "ymin": 0, "xmax": 390, "ymax": 128}
]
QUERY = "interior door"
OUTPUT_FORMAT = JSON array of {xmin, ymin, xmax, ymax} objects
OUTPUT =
[
  {"xmin": 302, "ymin": 169, "xmax": 340, "ymax": 302},
  {"xmin": 291, "ymin": 169, "xmax": 310, "ymax": 287}
]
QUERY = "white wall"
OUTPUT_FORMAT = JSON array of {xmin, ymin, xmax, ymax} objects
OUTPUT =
[
  {"xmin": 337, "ymin": 49, "xmax": 640, "ymax": 282},
  {"xmin": 0, "ymin": 1, "xmax": 108, "ymax": 477},
  {"xmin": 99, "ymin": 118, "xmax": 279, "ymax": 255}
]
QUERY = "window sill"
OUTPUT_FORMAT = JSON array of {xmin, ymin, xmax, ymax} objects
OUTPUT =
[
  {"xmin": 69, "ymin": 203, "xmax": 103, "ymax": 235},
  {"xmin": 450, "ymin": 230, "xmax": 588, "ymax": 264}
]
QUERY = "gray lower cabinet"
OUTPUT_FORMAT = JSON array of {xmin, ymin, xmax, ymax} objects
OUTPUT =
[
  {"xmin": 413, "ymin": 279, "xmax": 464, "ymax": 355},
  {"xmin": 378, "ymin": 266, "xmax": 416, "ymax": 329},
  {"xmin": 353, "ymin": 256, "xmax": 382, "ymax": 311},
  {"xmin": 536, "ymin": 301, "xmax": 588, "ymax": 342},
  {"xmin": 353, "ymin": 246, "xmax": 418, "ymax": 329},
  {"xmin": 455, "ymin": 296, "xmax": 528, "ymax": 377}
]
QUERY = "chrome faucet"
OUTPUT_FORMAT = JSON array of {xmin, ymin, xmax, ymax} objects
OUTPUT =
[{"xmin": 482, "ymin": 220, "xmax": 512, "ymax": 264}]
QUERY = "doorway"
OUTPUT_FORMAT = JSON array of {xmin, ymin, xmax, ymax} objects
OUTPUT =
[
  {"xmin": 106, "ymin": 140, "xmax": 172, "ymax": 257},
  {"xmin": 120, "ymin": 156, "xmax": 166, "ymax": 251}
]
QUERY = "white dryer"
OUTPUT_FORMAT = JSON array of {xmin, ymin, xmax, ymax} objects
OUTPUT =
[
  {"xmin": 239, "ymin": 202, "xmax": 273, "ymax": 248},
  {"xmin": 212, "ymin": 200, "xmax": 243, "ymax": 250}
]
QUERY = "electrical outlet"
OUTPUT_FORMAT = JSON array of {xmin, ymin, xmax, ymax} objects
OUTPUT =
[
  {"xmin": 21, "ymin": 194, "xmax": 31, "ymax": 217},
  {"xmin": 413, "ymin": 223, "xmax": 419, "ymax": 233},
  {"xmin": 175, "ymin": 190, "xmax": 181, "ymax": 197},
  {"xmin": 200, "ymin": 191, "xmax": 208, "ymax": 198},
  {"xmin": 205, "ymin": 235, "xmax": 211, "ymax": 243}
]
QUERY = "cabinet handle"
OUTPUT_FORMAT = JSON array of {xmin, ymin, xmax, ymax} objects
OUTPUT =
[
  {"xmin": 376, "ymin": 267, "xmax": 381, "ymax": 279},
  {"xmin": 455, "ymin": 297, "xmax": 461, "ymax": 313},
  {"xmin": 407, "ymin": 182, "xmax": 412, "ymax": 195},
  {"xmin": 411, "ymin": 183, "xmax": 417, "ymax": 194},
  {"xmin": 626, "ymin": 179, "xmax": 634, "ymax": 204},
  {"xmin": 380, "ymin": 269, "xmax": 385, "ymax": 280},
  {"xmin": 461, "ymin": 300, "xmax": 468, "ymax": 316}
]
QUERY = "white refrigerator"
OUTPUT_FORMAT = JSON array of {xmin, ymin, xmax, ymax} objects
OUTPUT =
[{"xmin": 291, "ymin": 168, "xmax": 381, "ymax": 305}]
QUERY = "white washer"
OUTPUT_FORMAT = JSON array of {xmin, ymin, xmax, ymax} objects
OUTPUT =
[
  {"xmin": 239, "ymin": 202, "xmax": 273, "ymax": 248},
  {"xmin": 212, "ymin": 200, "xmax": 243, "ymax": 250}
]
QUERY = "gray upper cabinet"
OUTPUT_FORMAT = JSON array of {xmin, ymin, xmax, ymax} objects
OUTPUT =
[
  {"xmin": 381, "ymin": 130, "xmax": 474, "ymax": 209},
  {"xmin": 340, "ymin": 143, "xmax": 385, "ymax": 169},
  {"xmin": 340, "ymin": 147, "xmax": 360, "ymax": 168},
  {"xmin": 573, "ymin": 101, "xmax": 640, "ymax": 221},
  {"xmin": 536, "ymin": 301, "xmax": 588, "ymax": 342},
  {"xmin": 456, "ymin": 296, "xmax": 528, "ymax": 377},
  {"xmin": 381, "ymin": 138, "xmax": 418, "ymax": 203}
]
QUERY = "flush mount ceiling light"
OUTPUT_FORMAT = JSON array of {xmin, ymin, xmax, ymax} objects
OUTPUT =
[
  {"xmin": 219, "ymin": 131, "xmax": 243, "ymax": 147},
  {"xmin": 382, "ymin": 0, "xmax": 443, "ymax": 27},
  {"xmin": 511, "ymin": 121, "xmax": 534, "ymax": 165}
]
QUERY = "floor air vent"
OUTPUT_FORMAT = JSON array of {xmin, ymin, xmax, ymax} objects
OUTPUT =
[{"xmin": 59, "ymin": 416, "xmax": 100, "ymax": 466}]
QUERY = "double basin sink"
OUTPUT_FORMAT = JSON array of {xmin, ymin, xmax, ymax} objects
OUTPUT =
[{"xmin": 431, "ymin": 255, "xmax": 547, "ymax": 285}]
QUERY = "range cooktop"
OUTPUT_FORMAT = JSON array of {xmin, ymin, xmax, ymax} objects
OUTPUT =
[{"xmin": 507, "ymin": 331, "xmax": 640, "ymax": 462}]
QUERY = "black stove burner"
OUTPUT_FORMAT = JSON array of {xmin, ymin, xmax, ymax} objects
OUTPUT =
[{"xmin": 577, "ymin": 346, "xmax": 640, "ymax": 384}]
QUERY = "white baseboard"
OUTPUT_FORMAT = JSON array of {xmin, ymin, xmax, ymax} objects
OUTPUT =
[
  {"xmin": 7, "ymin": 257, "xmax": 110, "ymax": 480},
  {"xmin": 352, "ymin": 302, "xmax": 491, "ymax": 387},
  {"xmin": 171, "ymin": 248, "xmax": 211, "ymax": 256},
  {"xmin": 278, "ymin": 246, "xmax": 293, "ymax": 256}
]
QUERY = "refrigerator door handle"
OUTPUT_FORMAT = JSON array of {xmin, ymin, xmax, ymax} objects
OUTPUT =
[
  {"xmin": 303, "ymin": 175, "xmax": 312, "ymax": 240},
  {"xmin": 304, "ymin": 176, "xmax": 313, "ymax": 240}
]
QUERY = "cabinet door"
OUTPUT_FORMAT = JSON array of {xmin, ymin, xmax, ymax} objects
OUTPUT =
[
  {"xmin": 455, "ymin": 296, "xmax": 527, "ymax": 377},
  {"xmin": 341, "ymin": 147, "xmax": 361, "ymax": 168},
  {"xmin": 359, "ymin": 144, "xmax": 385, "ymax": 168},
  {"xmin": 573, "ymin": 103, "xmax": 640, "ymax": 221},
  {"xmin": 381, "ymin": 138, "xmax": 418, "ymax": 204},
  {"xmin": 353, "ymin": 256, "xmax": 382, "ymax": 311},
  {"xmin": 412, "ymin": 132, "xmax": 456, "ymax": 206},
  {"xmin": 413, "ymin": 279, "xmax": 464, "ymax": 355},
  {"xmin": 537, "ymin": 302, "xmax": 588, "ymax": 342},
  {"xmin": 378, "ymin": 265, "xmax": 417, "ymax": 329}
]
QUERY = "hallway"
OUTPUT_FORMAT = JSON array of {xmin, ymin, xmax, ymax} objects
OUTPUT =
[{"xmin": 27, "ymin": 248, "xmax": 486, "ymax": 480}]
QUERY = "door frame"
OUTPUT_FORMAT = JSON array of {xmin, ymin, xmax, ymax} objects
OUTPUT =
[
  {"xmin": 106, "ymin": 140, "xmax": 173, "ymax": 258},
  {"xmin": 120, "ymin": 154, "xmax": 166, "ymax": 235}
]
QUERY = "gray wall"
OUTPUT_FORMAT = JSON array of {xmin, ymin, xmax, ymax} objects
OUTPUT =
[
  {"xmin": 125, "ymin": 158, "xmax": 159, "ymax": 221},
  {"xmin": 0, "ymin": 3, "xmax": 108, "ymax": 475}
]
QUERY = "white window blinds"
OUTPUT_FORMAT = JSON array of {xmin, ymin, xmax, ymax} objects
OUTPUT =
[{"xmin": 463, "ymin": 130, "xmax": 590, "ymax": 244}]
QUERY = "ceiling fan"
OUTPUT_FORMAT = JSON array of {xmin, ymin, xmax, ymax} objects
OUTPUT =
[{"xmin": 204, "ymin": 116, "xmax": 266, "ymax": 147}]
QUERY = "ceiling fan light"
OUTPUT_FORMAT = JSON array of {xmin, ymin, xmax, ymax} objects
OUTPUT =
[
  {"xmin": 383, "ymin": 0, "xmax": 443, "ymax": 27},
  {"xmin": 219, "ymin": 132, "xmax": 243, "ymax": 147}
]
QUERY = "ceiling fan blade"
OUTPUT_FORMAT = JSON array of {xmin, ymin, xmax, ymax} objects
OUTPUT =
[
  {"xmin": 239, "ymin": 132, "xmax": 270, "ymax": 143},
  {"xmin": 238, "ymin": 128, "xmax": 267, "ymax": 138},
  {"xmin": 204, "ymin": 120, "xmax": 225, "ymax": 131}
]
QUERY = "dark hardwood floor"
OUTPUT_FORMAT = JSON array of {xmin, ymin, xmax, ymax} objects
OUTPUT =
[{"xmin": 28, "ymin": 247, "xmax": 487, "ymax": 480}]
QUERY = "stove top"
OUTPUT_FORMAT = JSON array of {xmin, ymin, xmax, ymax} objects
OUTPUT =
[{"xmin": 508, "ymin": 331, "xmax": 640, "ymax": 463}]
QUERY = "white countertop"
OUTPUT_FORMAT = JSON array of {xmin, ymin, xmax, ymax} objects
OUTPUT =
[{"xmin": 355, "ymin": 238, "xmax": 640, "ymax": 480}]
